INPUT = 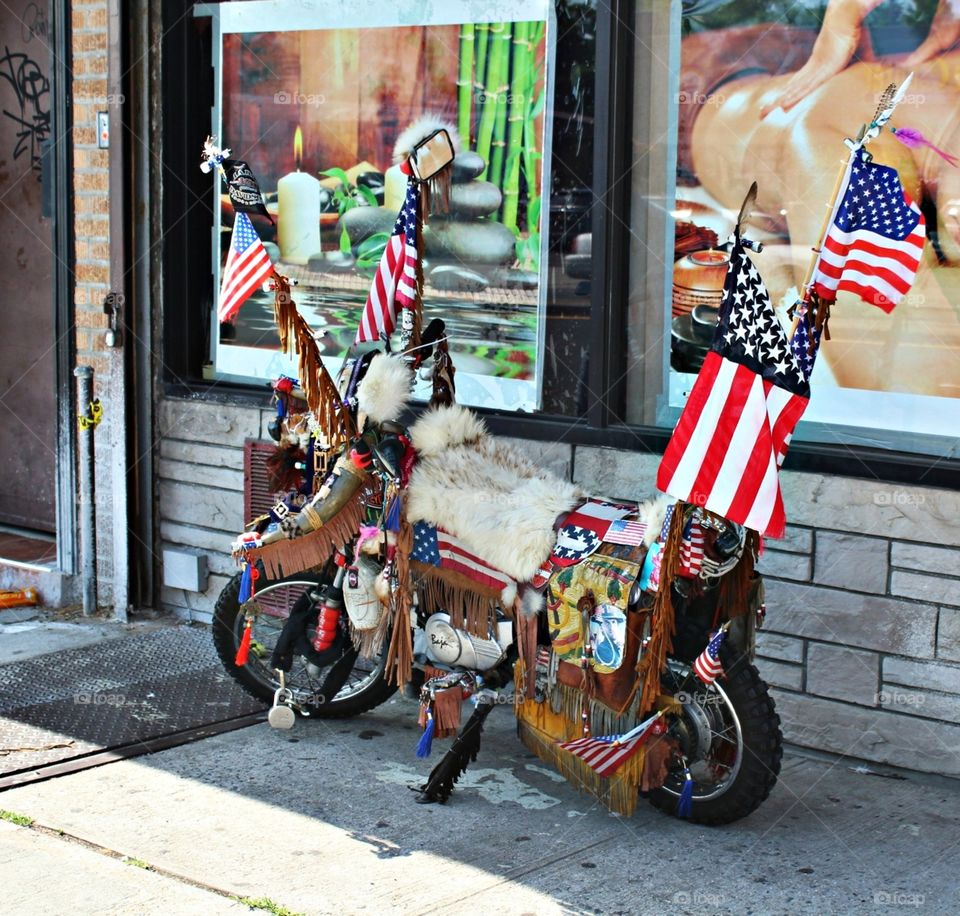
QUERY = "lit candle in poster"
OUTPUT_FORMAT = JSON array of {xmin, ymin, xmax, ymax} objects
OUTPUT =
[{"xmin": 277, "ymin": 126, "xmax": 321, "ymax": 264}]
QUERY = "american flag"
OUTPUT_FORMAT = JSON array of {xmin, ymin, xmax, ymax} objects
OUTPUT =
[
  {"xmin": 558, "ymin": 711, "xmax": 666, "ymax": 778},
  {"xmin": 811, "ymin": 148, "xmax": 925, "ymax": 313},
  {"xmin": 789, "ymin": 306, "xmax": 824, "ymax": 384},
  {"xmin": 677, "ymin": 514, "xmax": 705, "ymax": 578},
  {"xmin": 411, "ymin": 521, "xmax": 513, "ymax": 593},
  {"xmin": 355, "ymin": 180, "xmax": 419, "ymax": 344},
  {"xmin": 218, "ymin": 212, "xmax": 274, "ymax": 323},
  {"xmin": 604, "ymin": 518, "xmax": 647, "ymax": 546},
  {"xmin": 693, "ymin": 628, "xmax": 726, "ymax": 684},
  {"xmin": 656, "ymin": 237, "xmax": 809, "ymax": 539}
]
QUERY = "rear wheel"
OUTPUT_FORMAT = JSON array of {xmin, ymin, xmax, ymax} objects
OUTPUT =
[
  {"xmin": 647, "ymin": 659, "xmax": 782, "ymax": 825},
  {"xmin": 212, "ymin": 569, "xmax": 397, "ymax": 718}
]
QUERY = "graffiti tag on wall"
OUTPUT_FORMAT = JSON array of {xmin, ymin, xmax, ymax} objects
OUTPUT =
[{"xmin": 0, "ymin": 45, "xmax": 50, "ymax": 178}]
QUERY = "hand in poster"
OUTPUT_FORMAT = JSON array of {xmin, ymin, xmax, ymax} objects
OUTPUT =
[
  {"xmin": 760, "ymin": 0, "xmax": 882, "ymax": 117},
  {"xmin": 904, "ymin": 0, "xmax": 960, "ymax": 68},
  {"xmin": 760, "ymin": 0, "xmax": 960, "ymax": 118}
]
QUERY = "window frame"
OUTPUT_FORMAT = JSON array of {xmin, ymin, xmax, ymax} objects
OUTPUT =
[{"xmin": 159, "ymin": 0, "xmax": 960, "ymax": 491}]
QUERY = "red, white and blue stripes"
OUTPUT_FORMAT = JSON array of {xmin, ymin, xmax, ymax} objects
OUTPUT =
[
  {"xmin": 693, "ymin": 628, "xmax": 726, "ymax": 684},
  {"xmin": 355, "ymin": 180, "xmax": 419, "ymax": 343},
  {"xmin": 811, "ymin": 147, "xmax": 925, "ymax": 313},
  {"xmin": 558, "ymin": 711, "xmax": 666, "ymax": 777},
  {"xmin": 218, "ymin": 212, "xmax": 274, "ymax": 323}
]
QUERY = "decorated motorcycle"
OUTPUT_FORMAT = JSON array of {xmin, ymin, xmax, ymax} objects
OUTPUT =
[
  {"xmin": 207, "ymin": 123, "xmax": 781, "ymax": 825},
  {"xmin": 212, "ymin": 341, "xmax": 779, "ymax": 825}
]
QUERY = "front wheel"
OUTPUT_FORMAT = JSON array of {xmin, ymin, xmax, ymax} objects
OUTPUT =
[
  {"xmin": 212, "ymin": 568, "xmax": 397, "ymax": 718},
  {"xmin": 647, "ymin": 659, "xmax": 782, "ymax": 825}
]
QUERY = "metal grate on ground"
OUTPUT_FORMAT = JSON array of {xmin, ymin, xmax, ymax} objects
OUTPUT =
[{"xmin": 0, "ymin": 626, "xmax": 265, "ymax": 779}]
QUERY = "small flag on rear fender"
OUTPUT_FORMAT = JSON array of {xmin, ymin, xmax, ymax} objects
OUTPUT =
[{"xmin": 693, "ymin": 627, "xmax": 726, "ymax": 685}]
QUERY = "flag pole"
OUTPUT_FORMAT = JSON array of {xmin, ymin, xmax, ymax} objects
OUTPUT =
[
  {"xmin": 787, "ymin": 131, "xmax": 863, "ymax": 341},
  {"xmin": 786, "ymin": 75, "xmax": 913, "ymax": 340}
]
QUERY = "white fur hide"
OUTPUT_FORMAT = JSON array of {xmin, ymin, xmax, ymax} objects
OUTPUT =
[
  {"xmin": 407, "ymin": 406, "xmax": 583, "ymax": 583},
  {"xmin": 356, "ymin": 354, "xmax": 414, "ymax": 424},
  {"xmin": 636, "ymin": 494, "xmax": 673, "ymax": 546},
  {"xmin": 392, "ymin": 116, "xmax": 462, "ymax": 164}
]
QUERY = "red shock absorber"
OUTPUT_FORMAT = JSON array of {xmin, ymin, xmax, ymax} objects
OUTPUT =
[{"xmin": 312, "ymin": 597, "xmax": 341, "ymax": 652}]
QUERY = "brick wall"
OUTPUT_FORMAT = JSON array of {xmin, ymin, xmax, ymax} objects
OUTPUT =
[
  {"xmin": 156, "ymin": 395, "xmax": 960, "ymax": 776},
  {"xmin": 71, "ymin": 0, "xmax": 122, "ymax": 607}
]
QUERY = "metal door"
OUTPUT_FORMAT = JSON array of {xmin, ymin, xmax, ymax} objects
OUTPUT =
[{"xmin": 0, "ymin": 6, "xmax": 55, "ymax": 532}]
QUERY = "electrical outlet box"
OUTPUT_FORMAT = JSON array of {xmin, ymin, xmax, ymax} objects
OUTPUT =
[{"xmin": 162, "ymin": 548, "xmax": 209, "ymax": 593}]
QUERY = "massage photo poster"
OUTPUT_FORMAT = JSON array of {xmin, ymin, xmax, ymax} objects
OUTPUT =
[
  {"xmin": 198, "ymin": 0, "xmax": 554, "ymax": 413},
  {"xmin": 669, "ymin": 0, "xmax": 960, "ymax": 453}
]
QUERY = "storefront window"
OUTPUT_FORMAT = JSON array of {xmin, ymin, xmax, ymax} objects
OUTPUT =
[
  {"xmin": 199, "ymin": 0, "xmax": 597, "ymax": 416},
  {"xmin": 627, "ymin": 0, "xmax": 960, "ymax": 457}
]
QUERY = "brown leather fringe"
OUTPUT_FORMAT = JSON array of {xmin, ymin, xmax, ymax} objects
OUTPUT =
[
  {"xmin": 635, "ymin": 502, "xmax": 682, "ymax": 718},
  {"xmin": 272, "ymin": 273, "xmax": 354, "ymax": 447},
  {"xmin": 716, "ymin": 528, "xmax": 761, "ymax": 625},
  {"xmin": 244, "ymin": 494, "xmax": 364, "ymax": 579},
  {"xmin": 410, "ymin": 563, "xmax": 501, "ymax": 638},
  {"xmin": 384, "ymin": 510, "xmax": 414, "ymax": 688},
  {"xmin": 515, "ymin": 610, "xmax": 539, "ymax": 701},
  {"xmin": 432, "ymin": 685, "xmax": 464, "ymax": 739}
]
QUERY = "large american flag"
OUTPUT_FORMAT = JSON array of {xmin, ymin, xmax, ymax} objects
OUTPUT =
[
  {"xmin": 811, "ymin": 148, "xmax": 925, "ymax": 312},
  {"xmin": 558, "ymin": 711, "xmax": 666, "ymax": 778},
  {"xmin": 657, "ymin": 238, "xmax": 809, "ymax": 539},
  {"xmin": 411, "ymin": 521, "xmax": 513, "ymax": 593},
  {"xmin": 355, "ymin": 180, "xmax": 419, "ymax": 343},
  {"xmin": 218, "ymin": 212, "xmax": 274, "ymax": 323}
]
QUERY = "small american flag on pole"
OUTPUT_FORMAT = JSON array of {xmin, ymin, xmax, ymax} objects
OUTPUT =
[
  {"xmin": 410, "ymin": 521, "xmax": 514, "ymax": 593},
  {"xmin": 656, "ymin": 237, "xmax": 809, "ymax": 539},
  {"xmin": 558, "ymin": 711, "xmax": 666, "ymax": 777},
  {"xmin": 693, "ymin": 628, "xmax": 726, "ymax": 684},
  {"xmin": 811, "ymin": 147, "xmax": 925, "ymax": 312},
  {"xmin": 218, "ymin": 212, "xmax": 274, "ymax": 323},
  {"xmin": 355, "ymin": 180, "xmax": 419, "ymax": 343}
]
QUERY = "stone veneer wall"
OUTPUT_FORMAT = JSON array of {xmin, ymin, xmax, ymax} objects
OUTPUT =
[{"xmin": 157, "ymin": 395, "xmax": 960, "ymax": 776}]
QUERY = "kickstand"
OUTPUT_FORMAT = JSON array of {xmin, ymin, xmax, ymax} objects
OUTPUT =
[{"xmin": 415, "ymin": 694, "xmax": 496, "ymax": 804}]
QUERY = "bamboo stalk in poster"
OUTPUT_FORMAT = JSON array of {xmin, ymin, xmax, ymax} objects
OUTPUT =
[
  {"xmin": 476, "ymin": 22, "xmax": 508, "ymax": 180},
  {"xmin": 487, "ymin": 23, "xmax": 513, "ymax": 187},
  {"xmin": 457, "ymin": 24, "xmax": 475, "ymax": 146},
  {"xmin": 473, "ymin": 22, "xmax": 489, "ymax": 115},
  {"xmin": 502, "ymin": 21, "xmax": 530, "ymax": 231}
]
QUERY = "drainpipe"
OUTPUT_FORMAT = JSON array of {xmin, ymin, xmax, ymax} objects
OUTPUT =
[{"xmin": 74, "ymin": 366, "xmax": 98, "ymax": 616}]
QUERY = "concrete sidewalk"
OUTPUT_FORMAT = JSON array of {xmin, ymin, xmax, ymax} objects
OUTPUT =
[{"xmin": 2, "ymin": 685, "xmax": 958, "ymax": 915}]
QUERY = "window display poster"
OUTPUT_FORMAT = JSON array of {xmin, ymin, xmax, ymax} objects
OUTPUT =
[
  {"xmin": 207, "ymin": 1, "xmax": 551, "ymax": 412},
  {"xmin": 669, "ymin": 0, "xmax": 960, "ymax": 450}
]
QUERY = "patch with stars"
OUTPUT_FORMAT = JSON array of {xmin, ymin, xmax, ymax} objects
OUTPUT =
[
  {"xmin": 711, "ymin": 240, "xmax": 809, "ymax": 398},
  {"xmin": 551, "ymin": 524, "xmax": 602, "ymax": 566}
]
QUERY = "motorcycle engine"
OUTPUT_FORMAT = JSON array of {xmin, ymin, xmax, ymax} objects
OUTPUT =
[{"xmin": 423, "ymin": 612, "xmax": 505, "ymax": 671}]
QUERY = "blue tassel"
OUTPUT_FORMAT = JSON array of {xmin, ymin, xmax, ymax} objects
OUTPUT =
[
  {"xmin": 416, "ymin": 714, "xmax": 435, "ymax": 758},
  {"xmin": 238, "ymin": 563, "xmax": 252, "ymax": 605},
  {"xmin": 385, "ymin": 495, "xmax": 401, "ymax": 533},
  {"xmin": 677, "ymin": 767, "xmax": 694, "ymax": 818}
]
